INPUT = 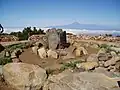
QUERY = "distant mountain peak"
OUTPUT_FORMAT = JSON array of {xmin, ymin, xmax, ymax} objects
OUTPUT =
[
  {"xmin": 46, "ymin": 22, "xmax": 119, "ymax": 30},
  {"xmin": 71, "ymin": 22, "xmax": 80, "ymax": 25}
]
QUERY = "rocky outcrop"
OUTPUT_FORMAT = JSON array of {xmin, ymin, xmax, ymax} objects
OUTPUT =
[
  {"xmin": 3, "ymin": 63, "xmax": 47, "ymax": 90},
  {"xmin": 43, "ymin": 71, "xmax": 119, "ymax": 90}
]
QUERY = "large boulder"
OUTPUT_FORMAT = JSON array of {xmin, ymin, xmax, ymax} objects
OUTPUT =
[
  {"xmin": 47, "ymin": 49, "xmax": 58, "ymax": 59},
  {"xmin": 43, "ymin": 71, "xmax": 119, "ymax": 90},
  {"xmin": 3, "ymin": 63, "xmax": 47, "ymax": 90},
  {"xmin": 38, "ymin": 47, "xmax": 47, "ymax": 58}
]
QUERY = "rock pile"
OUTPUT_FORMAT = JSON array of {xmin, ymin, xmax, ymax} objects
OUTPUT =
[
  {"xmin": 76, "ymin": 48, "xmax": 120, "ymax": 74},
  {"xmin": 2, "ymin": 63, "xmax": 119, "ymax": 90},
  {"xmin": 28, "ymin": 34, "xmax": 47, "ymax": 42},
  {"xmin": 0, "ymin": 35, "xmax": 19, "ymax": 42},
  {"xmin": 67, "ymin": 34, "xmax": 120, "ymax": 43}
]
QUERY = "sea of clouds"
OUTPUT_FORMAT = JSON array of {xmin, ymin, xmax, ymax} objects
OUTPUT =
[{"xmin": 4, "ymin": 27, "xmax": 120, "ymax": 36}]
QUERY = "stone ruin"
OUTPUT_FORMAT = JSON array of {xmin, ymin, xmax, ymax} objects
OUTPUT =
[
  {"xmin": 32, "ymin": 28, "xmax": 88, "ymax": 59},
  {"xmin": 46, "ymin": 28, "xmax": 67, "ymax": 49},
  {"xmin": 31, "ymin": 28, "xmax": 68, "ymax": 50}
]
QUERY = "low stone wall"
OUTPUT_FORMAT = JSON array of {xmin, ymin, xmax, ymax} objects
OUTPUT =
[{"xmin": 0, "ymin": 40, "xmax": 29, "ymax": 46}]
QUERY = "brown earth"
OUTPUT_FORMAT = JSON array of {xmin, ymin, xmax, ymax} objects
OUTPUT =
[{"xmin": 19, "ymin": 46, "xmax": 99, "ymax": 70}]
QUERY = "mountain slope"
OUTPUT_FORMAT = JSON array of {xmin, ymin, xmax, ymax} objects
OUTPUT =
[{"xmin": 46, "ymin": 22, "xmax": 119, "ymax": 30}]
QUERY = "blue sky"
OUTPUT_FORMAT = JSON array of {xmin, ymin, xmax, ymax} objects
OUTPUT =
[{"xmin": 0, "ymin": 0, "xmax": 120, "ymax": 28}]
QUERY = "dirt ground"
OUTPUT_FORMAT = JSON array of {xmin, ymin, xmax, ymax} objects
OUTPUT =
[
  {"xmin": 20, "ymin": 46, "xmax": 99, "ymax": 69},
  {"xmin": 0, "ymin": 46, "xmax": 99, "ymax": 90}
]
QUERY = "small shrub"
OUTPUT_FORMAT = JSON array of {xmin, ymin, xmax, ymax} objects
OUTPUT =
[
  {"xmin": 99, "ymin": 44, "xmax": 109, "ymax": 49},
  {"xmin": 60, "ymin": 60, "xmax": 81, "ymax": 71},
  {"xmin": 5, "ymin": 43, "xmax": 28, "ymax": 53},
  {"xmin": 0, "ymin": 56, "xmax": 12, "ymax": 65}
]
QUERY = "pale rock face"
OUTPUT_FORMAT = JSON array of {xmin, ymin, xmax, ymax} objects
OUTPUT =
[
  {"xmin": 38, "ymin": 47, "xmax": 47, "ymax": 58},
  {"xmin": 47, "ymin": 49, "xmax": 58, "ymax": 59},
  {"xmin": 3, "ymin": 63, "xmax": 47, "ymax": 90},
  {"xmin": 76, "ymin": 62, "xmax": 98, "ymax": 71},
  {"xmin": 32, "ymin": 46, "xmax": 39, "ymax": 55},
  {"xmin": 43, "ymin": 71, "xmax": 119, "ymax": 90}
]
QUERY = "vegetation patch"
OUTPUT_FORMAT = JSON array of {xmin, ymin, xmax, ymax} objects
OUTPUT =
[{"xmin": 60, "ymin": 60, "xmax": 81, "ymax": 71}]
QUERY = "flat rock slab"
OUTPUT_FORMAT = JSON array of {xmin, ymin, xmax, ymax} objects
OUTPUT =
[{"xmin": 44, "ymin": 71, "xmax": 119, "ymax": 90}]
